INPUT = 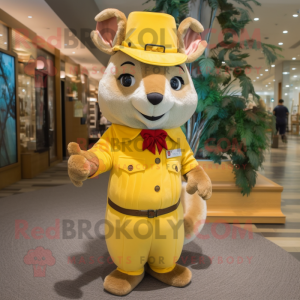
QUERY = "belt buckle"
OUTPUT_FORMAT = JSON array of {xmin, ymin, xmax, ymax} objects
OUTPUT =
[{"xmin": 148, "ymin": 210, "xmax": 157, "ymax": 218}]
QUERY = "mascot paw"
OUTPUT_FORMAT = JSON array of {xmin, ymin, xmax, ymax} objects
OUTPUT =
[
  {"xmin": 145, "ymin": 264, "xmax": 192, "ymax": 287},
  {"xmin": 103, "ymin": 269, "xmax": 144, "ymax": 296},
  {"xmin": 196, "ymin": 184, "xmax": 212, "ymax": 200},
  {"xmin": 67, "ymin": 142, "xmax": 99, "ymax": 187},
  {"xmin": 186, "ymin": 165, "xmax": 212, "ymax": 200}
]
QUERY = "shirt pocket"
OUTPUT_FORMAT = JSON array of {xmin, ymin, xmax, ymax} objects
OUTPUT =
[
  {"xmin": 166, "ymin": 160, "xmax": 181, "ymax": 174},
  {"xmin": 110, "ymin": 157, "xmax": 146, "ymax": 205},
  {"xmin": 118, "ymin": 157, "xmax": 146, "ymax": 174}
]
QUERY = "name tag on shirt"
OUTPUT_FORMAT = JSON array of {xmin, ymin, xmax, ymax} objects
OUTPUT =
[{"xmin": 166, "ymin": 148, "xmax": 182, "ymax": 159}]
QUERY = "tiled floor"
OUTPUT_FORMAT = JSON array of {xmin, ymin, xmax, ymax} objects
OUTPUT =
[
  {"xmin": 0, "ymin": 161, "xmax": 70, "ymax": 198},
  {"xmin": 1, "ymin": 135, "xmax": 300, "ymax": 261},
  {"xmin": 258, "ymin": 134, "xmax": 300, "ymax": 261}
]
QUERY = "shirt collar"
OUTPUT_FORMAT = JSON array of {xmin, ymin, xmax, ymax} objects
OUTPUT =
[{"xmin": 111, "ymin": 124, "xmax": 182, "ymax": 144}]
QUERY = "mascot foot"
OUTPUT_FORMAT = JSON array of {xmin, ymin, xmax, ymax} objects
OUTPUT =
[
  {"xmin": 145, "ymin": 264, "xmax": 192, "ymax": 287},
  {"xmin": 103, "ymin": 269, "xmax": 144, "ymax": 296}
]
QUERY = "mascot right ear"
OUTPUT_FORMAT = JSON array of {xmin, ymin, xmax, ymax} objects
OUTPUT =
[{"xmin": 91, "ymin": 9, "xmax": 127, "ymax": 55}]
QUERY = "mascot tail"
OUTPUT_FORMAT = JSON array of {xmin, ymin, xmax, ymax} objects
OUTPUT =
[{"xmin": 181, "ymin": 182, "xmax": 207, "ymax": 245}]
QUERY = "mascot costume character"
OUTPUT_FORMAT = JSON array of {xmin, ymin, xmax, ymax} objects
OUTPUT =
[{"xmin": 68, "ymin": 9, "xmax": 212, "ymax": 296}]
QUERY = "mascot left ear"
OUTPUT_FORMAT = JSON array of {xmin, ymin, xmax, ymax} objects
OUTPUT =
[{"xmin": 177, "ymin": 17, "xmax": 207, "ymax": 63}]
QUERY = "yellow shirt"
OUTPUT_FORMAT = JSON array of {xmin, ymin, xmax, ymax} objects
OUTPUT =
[{"xmin": 88, "ymin": 124, "xmax": 198, "ymax": 210}]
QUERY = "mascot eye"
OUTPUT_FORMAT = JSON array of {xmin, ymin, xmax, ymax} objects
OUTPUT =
[
  {"xmin": 118, "ymin": 74, "xmax": 135, "ymax": 87},
  {"xmin": 170, "ymin": 76, "xmax": 184, "ymax": 91}
]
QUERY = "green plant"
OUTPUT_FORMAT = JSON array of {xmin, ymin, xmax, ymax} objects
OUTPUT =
[{"xmin": 146, "ymin": 0, "xmax": 281, "ymax": 195}]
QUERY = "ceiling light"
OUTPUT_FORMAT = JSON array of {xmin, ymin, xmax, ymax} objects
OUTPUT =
[
  {"xmin": 266, "ymin": 85, "xmax": 268, "ymax": 87},
  {"xmin": 37, "ymin": 60, "xmax": 45, "ymax": 70},
  {"xmin": 264, "ymin": 92, "xmax": 268, "ymax": 95},
  {"xmin": 22, "ymin": 89, "xmax": 25, "ymax": 92},
  {"xmin": 296, "ymin": 87, "xmax": 298, "ymax": 89},
  {"xmin": 293, "ymin": 14, "xmax": 298, "ymax": 17},
  {"xmin": 283, "ymin": 72, "xmax": 289, "ymax": 74},
  {"xmin": 292, "ymin": 68, "xmax": 296, "ymax": 70},
  {"xmin": 294, "ymin": 75, "xmax": 298, "ymax": 77},
  {"xmin": 97, "ymin": 71, "xmax": 99, "ymax": 73},
  {"xmin": 271, "ymin": 65, "xmax": 275, "ymax": 67},
  {"xmin": 222, "ymin": 61, "xmax": 225, "ymax": 64},
  {"xmin": 253, "ymin": 80, "xmax": 256, "ymax": 82},
  {"xmin": 285, "ymin": 93, "xmax": 288, "ymax": 95},
  {"xmin": 292, "ymin": 58, "xmax": 296, "ymax": 60},
  {"xmin": 268, "ymin": 82, "xmax": 271, "ymax": 84},
  {"xmin": 254, "ymin": 18, "xmax": 259, "ymax": 21},
  {"xmin": 273, "ymin": 79, "xmax": 275, "ymax": 81},
  {"xmin": 4, "ymin": 42, "xmax": 7, "ymax": 44},
  {"xmin": 257, "ymin": 77, "xmax": 259, "ymax": 79},
  {"xmin": 27, "ymin": 82, "xmax": 29, "ymax": 84},
  {"xmin": 278, "ymin": 42, "xmax": 283, "ymax": 45},
  {"xmin": 283, "ymin": 30, "xmax": 288, "ymax": 34},
  {"xmin": 72, "ymin": 52, "xmax": 75, "ymax": 54},
  {"xmin": 260, "ymin": 74, "xmax": 263, "ymax": 76},
  {"xmin": 286, "ymin": 85, "xmax": 290, "ymax": 87},
  {"xmin": 265, "ymin": 69, "xmax": 269, "ymax": 71},
  {"xmin": 0, "ymin": 34, "xmax": 2, "ymax": 37},
  {"xmin": 28, "ymin": 16, "xmax": 32, "ymax": 18}
]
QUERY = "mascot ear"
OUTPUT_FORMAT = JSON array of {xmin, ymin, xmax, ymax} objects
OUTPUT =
[
  {"xmin": 177, "ymin": 17, "xmax": 207, "ymax": 63},
  {"xmin": 91, "ymin": 9, "xmax": 127, "ymax": 55}
]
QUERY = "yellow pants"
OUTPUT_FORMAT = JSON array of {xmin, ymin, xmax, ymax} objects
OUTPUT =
[{"xmin": 105, "ymin": 203, "xmax": 184, "ymax": 275}]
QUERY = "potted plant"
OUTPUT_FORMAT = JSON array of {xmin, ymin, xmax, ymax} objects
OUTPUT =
[{"xmin": 146, "ymin": 0, "xmax": 281, "ymax": 195}]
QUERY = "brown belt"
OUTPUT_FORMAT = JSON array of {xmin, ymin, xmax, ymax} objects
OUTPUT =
[{"xmin": 108, "ymin": 198, "xmax": 180, "ymax": 218}]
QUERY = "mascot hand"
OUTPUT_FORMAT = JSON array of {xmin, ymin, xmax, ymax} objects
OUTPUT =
[
  {"xmin": 185, "ymin": 165, "xmax": 212, "ymax": 200},
  {"xmin": 67, "ymin": 142, "xmax": 99, "ymax": 187}
]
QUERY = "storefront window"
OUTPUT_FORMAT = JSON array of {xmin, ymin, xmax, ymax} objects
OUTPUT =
[
  {"xmin": 12, "ymin": 30, "xmax": 57, "ymax": 161},
  {"xmin": 65, "ymin": 62, "xmax": 82, "ymax": 117},
  {"xmin": 13, "ymin": 30, "xmax": 37, "ymax": 153},
  {"xmin": 0, "ymin": 23, "xmax": 8, "ymax": 51}
]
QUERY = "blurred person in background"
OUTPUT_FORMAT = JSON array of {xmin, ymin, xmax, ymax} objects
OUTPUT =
[{"xmin": 273, "ymin": 99, "xmax": 289, "ymax": 143}]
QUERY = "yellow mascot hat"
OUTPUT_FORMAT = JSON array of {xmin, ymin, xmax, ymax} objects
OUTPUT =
[
  {"xmin": 91, "ymin": 9, "xmax": 206, "ymax": 67},
  {"xmin": 113, "ymin": 12, "xmax": 186, "ymax": 66}
]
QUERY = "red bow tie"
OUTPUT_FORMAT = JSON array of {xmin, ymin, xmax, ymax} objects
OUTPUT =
[{"xmin": 140, "ymin": 129, "xmax": 168, "ymax": 155}]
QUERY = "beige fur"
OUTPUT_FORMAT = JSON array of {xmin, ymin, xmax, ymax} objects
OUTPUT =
[
  {"xmin": 67, "ymin": 142, "xmax": 99, "ymax": 186},
  {"xmin": 185, "ymin": 165, "xmax": 212, "ymax": 199},
  {"xmin": 103, "ymin": 269, "xmax": 144, "ymax": 296},
  {"xmin": 145, "ymin": 264, "xmax": 192, "ymax": 287},
  {"xmin": 97, "ymin": 51, "xmax": 198, "ymax": 130},
  {"xmin": 181, "ymin": 182, "xmax": 207, "ymax": 244},
  {"xmin": 91, "ymin": 8, "xmax": 127, "ymax": 55},
  {"xmin": 177, "ymin": 17, "xmax": 206, "ymax": 63}
]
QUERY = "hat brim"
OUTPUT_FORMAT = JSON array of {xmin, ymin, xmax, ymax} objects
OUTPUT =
[{"xmin": 113, "ymin": 46, "xmax": 187, "ymax": 67}]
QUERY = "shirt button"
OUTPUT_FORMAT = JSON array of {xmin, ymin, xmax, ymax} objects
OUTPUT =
[
  {"xmin": 155, "ymin": 158, "xmax": 160, "ymax": 164},
  {"xmin": 154, "ymin": 185, "xmax": 160, "ymax": 192},
  {"xmin": 128, "ymin": 165, "xmax": 133, "ymax": 171}
]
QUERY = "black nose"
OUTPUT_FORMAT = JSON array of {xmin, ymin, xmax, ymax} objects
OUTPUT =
[{"xmin": 147, "ymin": 93, "xmax": 163, "ymax": 105}]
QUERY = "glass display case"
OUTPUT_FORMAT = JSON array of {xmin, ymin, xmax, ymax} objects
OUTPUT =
[
  {"xmin": 13, "ymin": 32, "xmax": 57, "ymax": 161},
  {"xmin": 18, "ymin": 71, "xmax": 36, "ymax": 152},
  {"xmin": 37, "ymin": 48, "xmax": 56, "ymax": 161}
]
